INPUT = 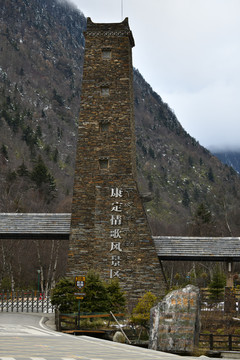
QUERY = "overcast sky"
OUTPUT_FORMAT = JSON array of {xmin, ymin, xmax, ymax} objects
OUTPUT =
[{"xmin": 68, "ymin": 0, "xmax": 240, "ymax": 151}]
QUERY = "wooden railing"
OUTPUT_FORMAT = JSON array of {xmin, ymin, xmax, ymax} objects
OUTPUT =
[
  {"xmin": 56, "ymin": 311, "xmax": 125, "ymax": 333},
  {"xmin": 199, "ymin": 333, "xmax": 240, "ymax": 351}
]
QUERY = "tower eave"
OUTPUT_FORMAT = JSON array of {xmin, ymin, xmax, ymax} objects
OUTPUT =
[{"xmin": 85, "ymin": 17, "xmax": 135, "ymax": 48}]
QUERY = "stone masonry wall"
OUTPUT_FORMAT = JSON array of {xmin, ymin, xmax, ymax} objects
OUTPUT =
[{"xmin": 67, "ymin": 18, "xmax": 166, "ymax": 308}]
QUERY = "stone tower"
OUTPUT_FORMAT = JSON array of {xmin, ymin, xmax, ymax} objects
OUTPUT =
[{"xmin": 67, "ymin": 18, "xmax": 165, "ymax": 306}]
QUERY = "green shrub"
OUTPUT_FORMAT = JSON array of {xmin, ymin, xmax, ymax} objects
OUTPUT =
[
  {"xmin": 51, "ymin": 270, "xmax": 126, "ymax": 314},
  {"xmin": 131, "ymin": 291, "xmax": 157, "ymax": 329}
]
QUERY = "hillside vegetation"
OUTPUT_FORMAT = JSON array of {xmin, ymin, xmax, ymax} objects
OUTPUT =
[{"xmin": 1, "ymin": 0, "xmax": 240, "ymax": 237}]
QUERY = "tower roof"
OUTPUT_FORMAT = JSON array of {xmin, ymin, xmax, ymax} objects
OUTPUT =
[{"xmin": 85, "ymin": 17, "xmax": 135, "ymax": 47}]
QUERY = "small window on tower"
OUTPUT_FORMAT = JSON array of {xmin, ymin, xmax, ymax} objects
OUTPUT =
[
  {"xmin": 99, "ymin": 158, "xmax": 109, "ymax": 170},
  {"xmin": 102, "ymin": 49, "xmax": 111, "ymax": 60},
  {"xmin": 99, "ymin": 121, "xmax": 110, "ymax": 132},
  {"xmin": 101, "ymin": 87, "xmax": 110, "ymax": 97}
]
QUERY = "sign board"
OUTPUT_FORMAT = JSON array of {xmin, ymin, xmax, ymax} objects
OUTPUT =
[
  {"xmin": 75, "ymin": 276, "xmax": 85, "ymax": 290},
  {"xmin": 74, "ymin": 293, "xmax": 86, "ymax": 296},
  {"xmin": 74, "ymin": 276, "xmax": 86, "ymax": 299}
]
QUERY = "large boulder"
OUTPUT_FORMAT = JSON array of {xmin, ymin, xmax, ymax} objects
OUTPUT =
[{"xmin": 149, "ymin": 285, "xmax": 200, "ymax": 354}]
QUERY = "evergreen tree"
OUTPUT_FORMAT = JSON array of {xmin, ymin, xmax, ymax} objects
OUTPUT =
[
  {"xmin": 149, "ymin": 146, "xmax": 155, "ymax": 159},
  {"xmin": 1, "ymin": 144, "xmax": 8, "ymax": 160},
  {"xmin": 31, "ymin": 156, "xmax": 49, "ymax": 187},
  {"xmin": 81, "ymin": 271, "xmax": 110, "ymax": 313},
  {"xmin": 51, "ymin": 278, "xmax": 77, "ymax": 313},
  {"xmin": 196, "ymin": 203, "xmax": 212, "ymax": 224},
  {"xmin": 208, "ymin": 167, "xmax": 215, "ymax": 182},
  {"xmin": 209, "ymin": 267, "xmax": 226, "ymax": 300},
  {"xmin": 182, "ymin": 189, "xmax": 190, "ymax": 207},
  {"xmin": 193, "ymin": 187, "xmax": 200, "ymax": 201},
  {"xmin": 17, "ymin": 162, "xmax": 29, "ymax": 177},
  {"xmin": 52, "ymin": 148, "xmax": 59, "ymax": 163},
  {"xmin": 188, "ymin": 156, "xmax": 194, "ymax": 167},
  {"xmin": 22, "ymin": 125, "xmax": 37, "ymax": 148},
  {"xmin": 46, "ymin": 173, "xmax": 57, "ymax": 197},
  {"xmin": 106, "ymin": 279, "xmax": 126, "ymax": 312},
  {"xmin": 31, "ymin": 156, "xmax": 56, "ymax": 201},
  {"xmin": 6, "ymin": 170, "xmax": 17, "ymax": 183},
  {"xmin": 36, "ymin": 125, "xmax": 42, "ymax": 138},
  {"xmin": 190, "ymin": 203, "xmax": 214, "ymax": 236}
]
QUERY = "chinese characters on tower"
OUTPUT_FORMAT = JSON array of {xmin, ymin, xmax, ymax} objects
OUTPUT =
[{"xmin": 110, "ymin": 187, "xmax": 123, "ymax": 279}]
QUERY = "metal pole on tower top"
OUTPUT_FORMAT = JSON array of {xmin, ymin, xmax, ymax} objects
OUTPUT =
[{"xmin": 121, "ymin": 0, "xmax": 123, "ymax": 20}]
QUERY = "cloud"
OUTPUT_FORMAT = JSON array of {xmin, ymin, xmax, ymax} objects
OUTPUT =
[
  {"xmin": 131, "ymin": 0, "xmax": 240, "ymax": 149},
  {"xmin": 164, "ymin": 82, "xmax": 240, "ymax": 150},
  {"xmin": 70, "ymin": 0, "xmax": 240, "ymax": 150}
]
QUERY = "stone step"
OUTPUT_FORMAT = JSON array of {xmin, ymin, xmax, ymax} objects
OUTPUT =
[{"xmin": 221, "ymin": 351, "xmax": 240, "ymax": 359}]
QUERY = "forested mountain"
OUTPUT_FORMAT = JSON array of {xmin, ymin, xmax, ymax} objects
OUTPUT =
[
  {"xmin": 1, "ymin": 0, "xmax": 240, "ymax": 240},
  {"xmin": 213, "ymin": 151, "xmax": 240, "ymax": 174}
]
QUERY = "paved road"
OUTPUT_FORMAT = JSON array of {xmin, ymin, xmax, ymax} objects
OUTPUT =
[{"xmin": 0, "ymin": 313, "xmax": 213, "ymax": 360}]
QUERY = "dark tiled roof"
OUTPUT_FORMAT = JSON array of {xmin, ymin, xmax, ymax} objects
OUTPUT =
[
  {"xmin": 153, "ymin": 236, "xmax": 240, "ymax": 260},
  {"xmin": 1, "ymin": 214, "xmax": 239, "ymax": 260},
  {"xmin": 0, "ymin": 213, "xmax": 71, "ymax": 235}
]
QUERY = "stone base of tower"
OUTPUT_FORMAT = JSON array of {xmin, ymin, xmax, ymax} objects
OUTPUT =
[{"xmin": 67, "ymin": 178, "xmax": 166, "ymax": 308}]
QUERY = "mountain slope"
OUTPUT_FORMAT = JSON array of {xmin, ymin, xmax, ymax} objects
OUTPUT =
[
  {"xmin": 0, "ymin": 0, "xmax": 85, "ymax": 211},
  {"xmin": 213, "ymin": 151, "xmax": 240, "ymax": 174},
  {"xmin": 133, "ymin": 70, "xmax": 240, "ymax": 236},
  {"xmin": 1, "ymin": 0, "xmax": 240, "ymax": 236}
]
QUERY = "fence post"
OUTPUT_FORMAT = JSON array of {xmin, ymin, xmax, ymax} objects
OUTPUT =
[
  {"xmin": 55, "ymin": 310, "xmax": 58, "ymax": 331},
  {"xmin": 11, "ymin": 291, "xmax": 15, "ymax": 312},
  {"xmin": 59, "ymin": 313, "xmax": 62, "ymax": 332},
  {"xmin": 46, "ymin": 296, "xmax": 49, "ymax": 313},
  {"xmin": 229, "ymin": 334, "xmax": 232, "ymax": 351},
  {"xmin": 55, "ymin": 310, "xmax": 61, "ymax": 332},
  {"xmin": 210, "ymin": 334, "xmax": 214, "ymax": 350},
  {"xmin": 21, "ymin": 291, "xmax": 24, "ymax": 312},
  {"xmin": 32, "ymin": 291, "xmax": 35, "ymax": 312},
  {"xmin": 37, "ymin": 291, "xmax": 40, "ymax": 312},
  {"xmin": 1, "ymin": 291, "xmax": 4, "ymax": 312},
  {"xmin": 1, "ymin": 290, "xmax": 4, "ymax": 311},
  {"xmin": 41, "ymin": 292, "xmax": 44, "ymax": 313},
  {"xmin": 39, "ymin": 292, "xmax": 44, "ymax": 312},
  {"xmin": 6, "ymin": 291, "xmax": 9, "ymax": 312},
  {"xmin": 31, "ymin": 291, "xmax": 33, "ymax": 312}
]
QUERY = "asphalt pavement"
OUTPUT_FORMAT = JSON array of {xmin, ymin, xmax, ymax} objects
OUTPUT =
[{"xmin": 0, "ymin": 312, "xmax": 227, "ymax": 360}]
